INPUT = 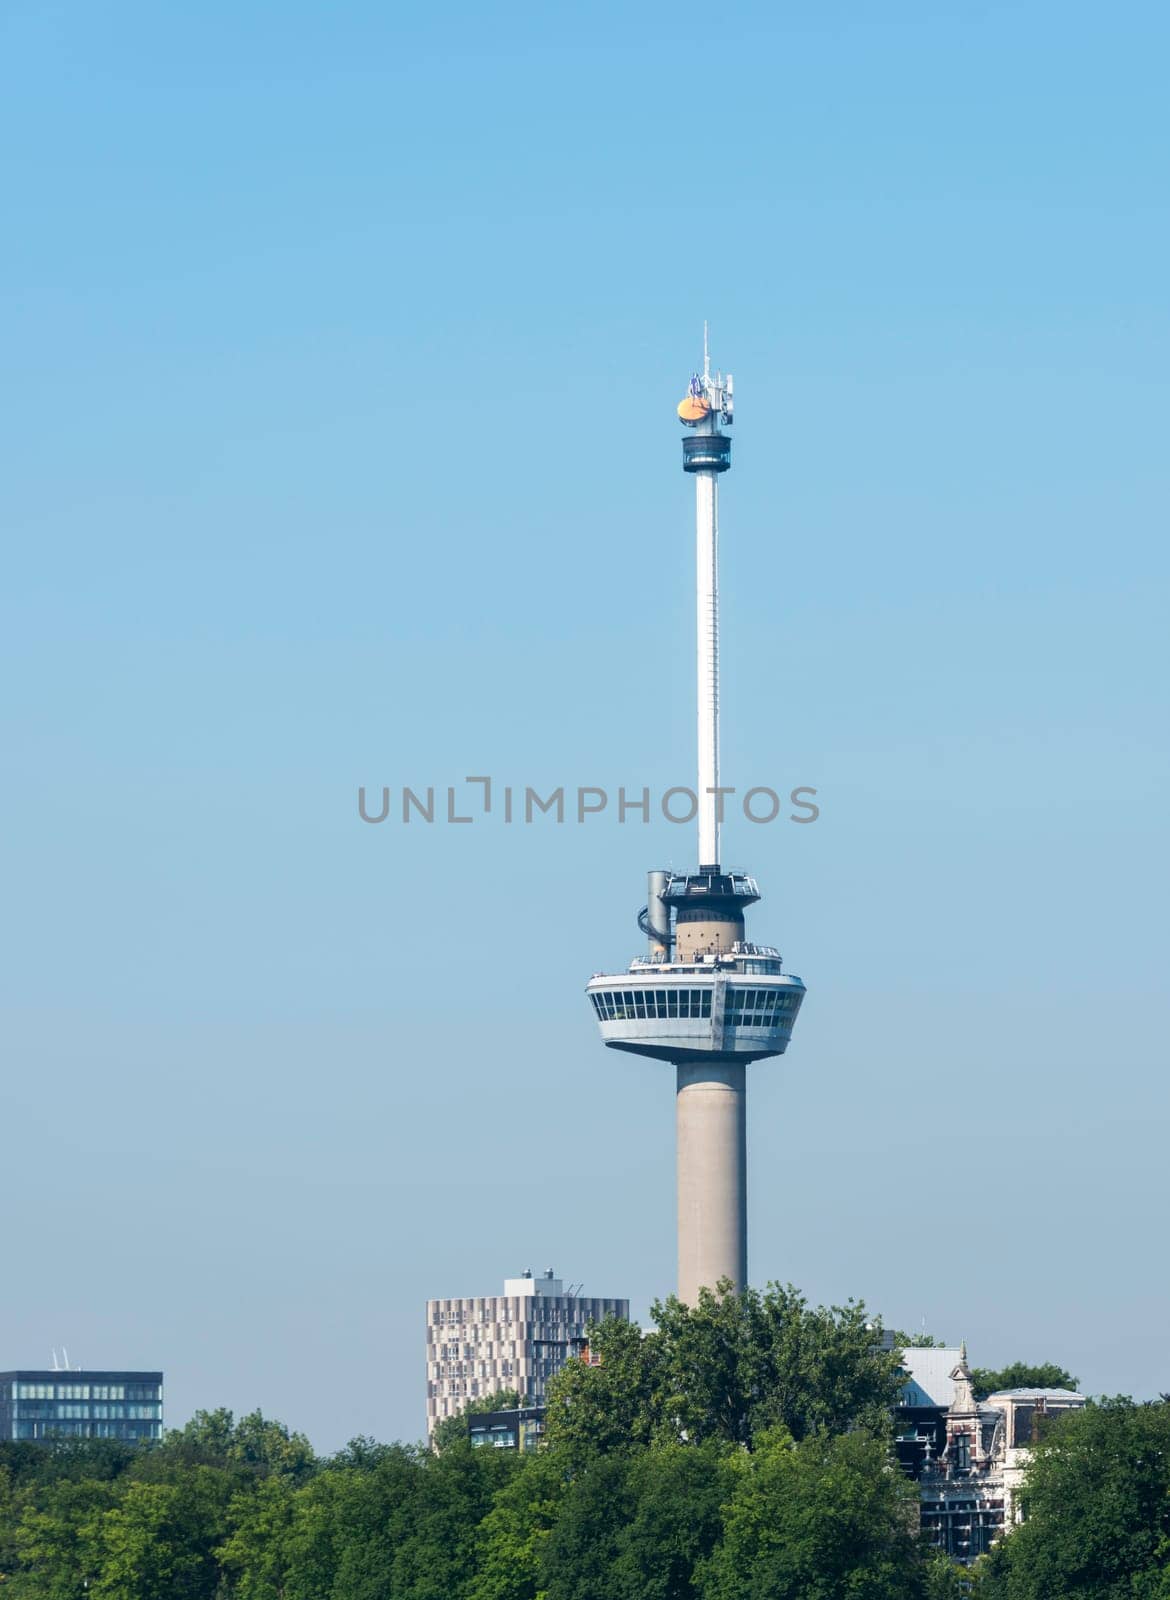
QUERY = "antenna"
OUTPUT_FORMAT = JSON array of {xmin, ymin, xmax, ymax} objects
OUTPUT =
[
  {"xmin": 696, "ymin": 324, "xmax": 720, "ymax": 869},
  {"xmin": 62, "ymin": 1347, "xmax": 70, "ymax": 1371}
]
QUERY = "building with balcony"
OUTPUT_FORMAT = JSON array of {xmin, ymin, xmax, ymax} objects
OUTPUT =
[{"xmin": 425, "ymin": 1268, "xmax": 627, "ymax": 1437}]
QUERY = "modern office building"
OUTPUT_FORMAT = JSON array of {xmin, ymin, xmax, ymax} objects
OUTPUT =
[
  {"xmin": 0, "ymin": 1371, "xmax": 163, "ymax": 1443},
  {"xmin": 425, "ymin": 1268, "xmax": 627, "ymax": 1437},
  {"xmin": 586, "ymin": 335, "xmax": 807, "ymax": 1303}
]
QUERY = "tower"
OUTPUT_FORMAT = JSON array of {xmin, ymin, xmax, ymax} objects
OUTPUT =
[{"xmin": 585, "ymin": 333, "xmax": 806, "ymax": 1304}]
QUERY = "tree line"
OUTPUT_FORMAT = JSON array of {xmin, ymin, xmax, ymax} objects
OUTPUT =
[{"xmin": 1, "ymin": 1284, "xmax": 1166, "ymax": 1599}]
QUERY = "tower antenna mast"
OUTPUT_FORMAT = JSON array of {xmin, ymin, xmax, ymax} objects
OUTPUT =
[{"xmin": 688, "ymin": 324, "xmax": 731, "ymax": 869}]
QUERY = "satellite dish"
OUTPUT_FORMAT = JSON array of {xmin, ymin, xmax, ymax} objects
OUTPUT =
[{"xmin": 677, "ymin": 395, "xmax": 710, "ymax": 423}]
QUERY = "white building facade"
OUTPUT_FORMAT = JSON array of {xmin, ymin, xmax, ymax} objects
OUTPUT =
[
  {"xmin": 425, "ymin": 1269, "xmax": 628, "ymax": 1436},
  {"xmin": 916, "ymin": 1346, "xmax": 1086, "ymax": 1561}
]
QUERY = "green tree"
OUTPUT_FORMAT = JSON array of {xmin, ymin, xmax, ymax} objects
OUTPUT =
[
  {"xmin": 0, "ymin": 1438, "xmax": 137, "ymax": 1489},
  {"xmin": 319, "ymin": 1446, "xmax": 424, "ymax": 1600},
  {"xmin": 610, "ymin": 1442, "xmax": 731, "ymax": 1600},
  {"xmin": 0, "ymin": 1462, "xmax": 16, "ymax": 1588},
  {"xmin": 545, "ymin": 1285, "xmax": 902, "ymax": 1459},
  {"xmin": 275, "ymin": 1471, "xmax": 352, "ymax": 1600},
  {"xmin": 217, "ymin": 1474, "xmax": 299, "ymax": 1600},
  {"xmin": 702, "ymin": 1426, "xmax": 928, "ymax": 1600},
  {"xmin": 153, "ymin": 1408, "xmax": 315, "ymax": 1479},
  {"xmin": 980, "ymin": 1398, "xmax": 1170, "ymax": 1600},
  {"xmin": 9, "ymin": 1477, "xmax": 118, "ymax": 1600},
  {"xmin": 654, "ymin": 1282, "xmax": 904, "ymax": 1447},
  {"xmin": 535, "ymin": 1446, "xmax": 732, "ymax": 1600},
  {"xmin": 90, "ymin": 1469, "xmax": 235, "ymax": 1600},
  {"xmin": 924, "ymin": 1551, "xmax": 971, "ymax": 1598},
  {"xmin": 388, "ymin": 1443, "xmax": 519, "ymax": 1600},
  {"xmin": 969, "ymin": 1363, "xmax": 1078, "ymax": 1402},
  {"xmin": 467, "ymin": 1452, "xmax": 567, "ymax": 1600},
  {"xmin": 542, "ymin": 1318, "xmax": 660, "ymax": 1459},
  {"xmin": 540, "ymin": 1453, "xmax": 633, "ymax": 1600}
]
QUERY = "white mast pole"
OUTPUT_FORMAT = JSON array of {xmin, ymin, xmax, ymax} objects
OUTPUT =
[{"xmin": 696, "ymin": 467, "xmax": 720, "ymax": 869}]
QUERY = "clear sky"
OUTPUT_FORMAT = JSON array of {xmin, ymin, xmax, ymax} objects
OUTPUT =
[{"xmin": 2, "ymin": 1, "xmax": 1167, "ymax": 1450}]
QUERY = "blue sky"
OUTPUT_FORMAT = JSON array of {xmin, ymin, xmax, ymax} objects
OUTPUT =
[{"xmin": 2, "ymin": 0, "xmax": 1167, "ymax": 1448}]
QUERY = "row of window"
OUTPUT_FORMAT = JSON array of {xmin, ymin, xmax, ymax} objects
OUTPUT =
[
  {"xmin": 431, "ymin": 1305, "xmax": 617, "ymax": 1327},
  {"xmin": 726, "ymin": 999, "xmax": 796, "ymax": 1027},
  {"xmin": 592, "ymin": 988, "xmax": 713, "ymax": 1020},
  {"xmin": 9, "ymin": 1383, "xmax": 160, "ymax": 1402},
  {"xmin": 727, "ymin": 988, "xmax": 800, "ymax": 1013},
  {"xmin": 431, "ymin": 1365, "xmax": 542, "ymax": 1382},
  {"xmin": 435, "ymin": 1362, "xmax": 523, "ymax": 1380},
  {"xmin": 591, "ymin": 988, "xmax": 801, "ymax": 1024},
  {"xmin": 437, "ymin": 1333, "xmax": 584, "ymax": 1361},
  {"xmin": 437, "ymin": 1347, "xmax": 525, "ymax": 1362},
  {"xmin": 13, "ymin": 1403, "xmax": 161, "ymax": 1420},
  {"xmin": 436, "ymin": 1369, "xmax": 514, "ymax": 1399},
  {"xmin": 11, "ymin": 1421, "xmax": 162, "ymax": 1440},
  {"xmin": 431, "ymin": 1308, "xmax": 528, "ymax": 1326}
]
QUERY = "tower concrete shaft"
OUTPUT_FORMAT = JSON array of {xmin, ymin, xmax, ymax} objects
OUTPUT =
[{"xmin": 676, "ymin": 1059, "xmax": 746, "ymax": 1302}]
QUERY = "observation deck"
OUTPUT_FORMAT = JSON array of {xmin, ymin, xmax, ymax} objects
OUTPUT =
[
  {"xmin": 586, "ymin": 943, "xmax": 806, "ymax": 1065},
  {"xmin": 663, "ymin": 870, "xmax": 760, "ymax": 906},
  {"xmin": 682, "ymin": 432, "xmax": 731, "ymax": 473}
]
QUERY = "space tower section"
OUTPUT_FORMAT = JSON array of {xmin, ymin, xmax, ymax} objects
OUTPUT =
[{"xmin": 585, "ymin": 334, "xmax": 807, "ymax": 1304}]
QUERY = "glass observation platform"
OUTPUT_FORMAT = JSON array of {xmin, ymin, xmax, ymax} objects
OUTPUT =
[{"xmin": 585, "ymin": 944, "xmax": 806, "ymax": 1065}]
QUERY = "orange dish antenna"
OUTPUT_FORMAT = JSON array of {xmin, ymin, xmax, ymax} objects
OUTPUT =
[{"xmin": 677, "ymin": 394, "xmax": 710, "ymax": 424}]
